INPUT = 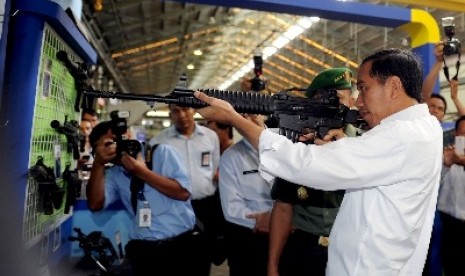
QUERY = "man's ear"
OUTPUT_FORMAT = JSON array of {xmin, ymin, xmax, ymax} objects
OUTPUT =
[{"xmin": 388, "ymin": 76, "xmax": 403, "ymax": 99}]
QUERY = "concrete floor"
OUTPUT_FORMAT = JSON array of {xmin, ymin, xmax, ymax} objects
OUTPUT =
[{"xmin": 210, "ymin": 261, "xmax": 229, "ymax": 276}]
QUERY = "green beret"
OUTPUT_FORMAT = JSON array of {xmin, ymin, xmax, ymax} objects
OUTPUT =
[{"xmin": 306, "ymin": 68, "xmax": 353, "ymax": 98}]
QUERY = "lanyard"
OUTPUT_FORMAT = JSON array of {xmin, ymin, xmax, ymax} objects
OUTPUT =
[{"xmin": 443, "ymin": 53, "xmax": 461, "ymax": 83}]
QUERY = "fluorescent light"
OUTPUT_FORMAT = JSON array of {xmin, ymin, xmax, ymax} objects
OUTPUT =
[
  {"xmin": 146, "ymin": 110, "xmax": 203, "ymax": 120},
  {"xmin": 146, "ymin": 110, "xmax": 169, "ymax": 117},
  {"xmin": 298, "ymin": 17, "xmax": 313, "ymax": 29},
  {"xmin": 162, "ymin": 120, "xmax": 171, "ymax": 128},
  {"xmin": 263, "ymin": 46, "xmax": 278, "ymax": 59},
  {"xmin": 272, "ymin": 36, "xmax": 290, "ymax": 49},
  {"xmin": 142, "ymin": 119, "xmax": 154, "ymax": 126},
  {"xmin": 193, "ymin": 49, "xmax": 203, "ymax": 56},
  {"xmin": 240, "ymin": 65, "xmax": 250, "ymax": 74},
  {"xmin": 186, "ymin": 64, "xmax": 195, "ymax": 70},
  {"xmin": 218, "ymin": 16, "xmax": 318, "ymax": 90},
  {"xmin": 283, "ymin": 25, "xmax": 304, "ymax": 40}
]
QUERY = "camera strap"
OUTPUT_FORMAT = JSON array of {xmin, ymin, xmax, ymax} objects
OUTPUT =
[
  {"xmin": 443, "ymin": 53, "xmax": 461, "ymax": 83},
  {"xmin": 129, "ymin": 144, "xmax": 159, "ymax": 214}
]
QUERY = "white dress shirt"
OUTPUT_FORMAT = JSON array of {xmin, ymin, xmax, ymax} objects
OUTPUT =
[
  {"xmin": 150, "ymin": 123, "xmax": 220, "ymax": 199},
  {"xmin": 258, "ymin": 104, "xmax": 442, "ymax": 276},
  {"xmin": 438, "ymin": 164, "xmax": 465, "ymax": 220},
  {"xmin": 218, "ymin": 138, "xmax": 274, "ymax": 229}
]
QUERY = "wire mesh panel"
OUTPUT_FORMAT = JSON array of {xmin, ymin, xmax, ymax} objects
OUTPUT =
[{"xmin": 23, "ymin": 24, "xmax": 81, "ymax": 246}]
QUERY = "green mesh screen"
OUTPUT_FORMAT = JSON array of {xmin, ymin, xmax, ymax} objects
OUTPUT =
[{"xmin": 24, "ymin": 24, "xmax": 81, "ymax": 246}]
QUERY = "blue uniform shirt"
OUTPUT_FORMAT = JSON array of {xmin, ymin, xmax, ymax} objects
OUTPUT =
[{"xmin": 103, "ymin": 144, "xmax": 196, "ymax": 240}]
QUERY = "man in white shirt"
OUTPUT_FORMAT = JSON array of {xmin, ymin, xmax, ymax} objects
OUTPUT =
[
  {"xmin": 219, "ymin": 114, "xmax": 273, "ymax": 276},
  {"xmin": 194, "ymin": 48, "xmax": 443, "ymax": 276}
]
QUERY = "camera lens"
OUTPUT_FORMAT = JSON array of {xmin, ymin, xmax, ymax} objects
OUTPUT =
[
  {"xmin": 119, "ymin": 140, "xmax": 142, "ymax": 158},
  {"xmin": 444, "ymin": 41, "xmax": 459, "ymax": 56}
]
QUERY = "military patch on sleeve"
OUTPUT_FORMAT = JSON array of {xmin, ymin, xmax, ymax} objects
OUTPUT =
[{"xmin": 297, "ymin": 186, "xmax": 309, "ymax": 200}]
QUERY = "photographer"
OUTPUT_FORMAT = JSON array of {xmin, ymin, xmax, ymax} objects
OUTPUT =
[
  {"xmin": 422, "ymin": 42, "xmax": 445, "ymax": 101},
  {"xmin": 86, "ymin": 121, "xmax": 199, "ymax": 276}
]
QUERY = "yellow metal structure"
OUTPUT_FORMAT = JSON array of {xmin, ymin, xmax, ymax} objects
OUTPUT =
[{"xmin": 398, "ymin": 9, "xmax": 440, "ymax": 48}]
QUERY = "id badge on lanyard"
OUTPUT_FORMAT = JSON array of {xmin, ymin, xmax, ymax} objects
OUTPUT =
[{"xmin": 139, "ymin": 201, "xmax": 151, "ymax": 228}]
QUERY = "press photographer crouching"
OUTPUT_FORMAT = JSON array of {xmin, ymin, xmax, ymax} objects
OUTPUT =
[{"xmin": 86, "ymin": 113, "xmax": 201, "ymax": 276}]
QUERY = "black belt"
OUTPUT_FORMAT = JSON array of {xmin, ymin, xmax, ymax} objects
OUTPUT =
[
  {"xmin": 130, "ymin": 229, "xmax": 198, "ymax": 246},
  {"xmin": 292, "ymin": 229, "xmax": 329, "ymax": 247}
]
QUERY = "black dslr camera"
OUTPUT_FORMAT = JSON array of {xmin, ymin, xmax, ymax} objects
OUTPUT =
[
  {"xmin": 251, "ymin": 54, "xmax": 266, "ymax": 92},
  {"xmin": 442, "ymin": 17, "xmax": 461, "ymax": 56},
  {"xmin": 109, "ymin": 110, "xmax": 141, "ymax": 158}
]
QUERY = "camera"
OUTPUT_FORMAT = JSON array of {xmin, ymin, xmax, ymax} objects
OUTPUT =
[
  {"xmin": 442, "ymin": 17, "xmax": 461, "ymax": 56},
  {"xmin": 110, "ymin": 110, "xmax": 141, "ymax": 158},
  {"xmin": 251, "ymin": 54, "xmax": 266, "ymax": 92}
]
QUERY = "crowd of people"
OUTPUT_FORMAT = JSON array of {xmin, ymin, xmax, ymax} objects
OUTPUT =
[{"xmin": 77, "ymin": 42, "xmax": 464, "ymax": 276}]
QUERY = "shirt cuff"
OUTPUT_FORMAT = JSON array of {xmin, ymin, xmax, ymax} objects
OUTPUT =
[{"xmin": 258, "ymin": 129, "xmax": 288, "ymax": 182}]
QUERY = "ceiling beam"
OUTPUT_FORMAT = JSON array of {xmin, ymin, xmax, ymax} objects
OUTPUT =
[
  {"xmin": 167, "ymin": 0, "xmax": 412, "ymax": 28},
  {"xmin": 387, "ymin": 0, "xmax": 465, "ymax": 12}
]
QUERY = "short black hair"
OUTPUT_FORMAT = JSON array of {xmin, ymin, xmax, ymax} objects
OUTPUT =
[
  {"xmin": 430, "ymin": 94, "xmax": 447, "ymax": 112},
  {"xmin": 361, "ymin": 48, "xmax": 423, "ymax": 103},
  {"xmin": 82, "ymin": 108, "xmax": 99, "ymax": 119},
  {"xmin": 209, "ymin": 121, "xmax": 233, "ymax": 139},
  {"xmin": 89, "ymin": 121, "xmax": 112, "ymax": 150}
]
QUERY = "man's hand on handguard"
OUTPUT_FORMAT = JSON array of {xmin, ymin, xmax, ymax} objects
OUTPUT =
[
  {"xmin": 194, "ymin": 90, "xmax": 264, "ymax": 150},
  {"xmin": 193, "ymin": 90, "xmax": 243, "ymax": 125}
]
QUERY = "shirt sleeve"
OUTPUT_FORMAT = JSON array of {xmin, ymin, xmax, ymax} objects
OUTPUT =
[
  {"xmin": 103, "ymin": 168, "xmax": 120, "ymax": 209},
  {"xmin": 258, "ymin": 126, "xmax": 411, "ymax": 191},
  {"xmin": 212, "ymin": 131, "xmax": 221, "ymax": 173},
  {"xmin": 152, "ymin": 144, "xmax": 191, "ymax": 192},
  {"xmin": 219, "ymin": 150, "xmax": 255, "ymax": 229}
]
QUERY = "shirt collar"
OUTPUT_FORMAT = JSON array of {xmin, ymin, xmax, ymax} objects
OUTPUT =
[
  {"xmin": 380, "ymin": 103, "xmax": 429, "ymax": 125},
  {"xmin": 167, "ymin": 122, "xmax": 206, "ymax": 138}
]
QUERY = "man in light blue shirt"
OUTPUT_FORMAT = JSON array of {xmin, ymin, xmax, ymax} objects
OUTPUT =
[
  {"xmin": 87, "ymin": 121, "xmax": 198, "ymax": 276},
  {"xmin": 150, "ymin": 104, "xmax": 223, "ymax": 273}
]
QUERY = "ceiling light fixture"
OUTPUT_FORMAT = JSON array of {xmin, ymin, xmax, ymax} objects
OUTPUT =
[
  {"xmin": 193, "ymin": 49, "xmax": 203, "ymax": 56},
  {"xmin": 218, "ymin": 17, "xmax": 319, "ymax": 90},
  {"xmin": 187, "ymin": 64, "xmax": 195, "ymax": 70},
  {"xmin": 145, "ymin": 109, "xmax": 203, "ymax": 119}
]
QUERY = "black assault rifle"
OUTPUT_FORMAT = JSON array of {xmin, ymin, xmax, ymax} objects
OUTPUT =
[
  {"xmin": 82, "ymin": 74, "xmax": 364, "ymax": 142},
  {"xmin": 50, "ymin": 116, "xmax": 84, "ymax": 160}
]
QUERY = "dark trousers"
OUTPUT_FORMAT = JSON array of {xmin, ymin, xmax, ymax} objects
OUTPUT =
[
  {"xmin": 191, "ymin": 191, "xmax": 228, "ymax": 270},
  {"xmin": 225, "ymin": 222, "xmax": 269, "ymax": 276},
  {"xmin": 440, "ymin": 211, "xmax": 465, "ymax": 276},
  {"xmin": 422, "ymin": 210, "xmax": 443, "ymax": 276},
  {"xmin": 279, "ymin": 229, "xmax": 328, "ymax": 276},
  {"xmin": 125, "ymin": 230, "xmax": 203, "ymax": 276}
]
